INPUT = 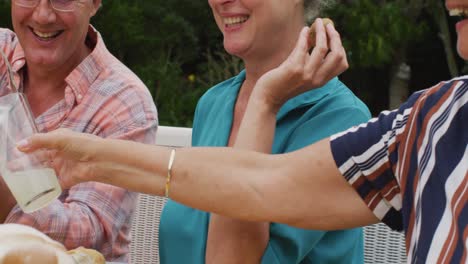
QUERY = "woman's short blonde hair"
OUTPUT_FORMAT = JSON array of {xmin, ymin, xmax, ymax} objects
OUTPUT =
[{"xmin": 304, "ymin": 0, "xmax": 335, "ymax": 23}]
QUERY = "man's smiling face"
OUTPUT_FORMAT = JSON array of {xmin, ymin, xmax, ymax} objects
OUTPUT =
[{"xmin": 11, "ymin": 0, "xmax": 100, "ymax": 71}]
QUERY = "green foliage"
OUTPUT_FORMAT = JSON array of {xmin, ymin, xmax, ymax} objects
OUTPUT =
[
  {"xmin": 135, "ymin": 55, "xmax": 202, "ymax": 127},
  {"xmin": 326, "ymin": 0, "xmax": 428, "ymax": 68},
  {"xmin": 0, "ymin": 1, "xmax": 11, "ymax": 29},
  {"xmin": 0, "ymin": 1, "xmax": 233, "ymax": 126},
  {"xmin": 197, "ymin": 50, "xmax": 244, "ymax": 88},
  {"xmin": 0, "ymin": 1, "xmax": 457, "ymax": 123},
  {"xmin": 91, "ymin": 0, "xmax": 225, "ymax": 126}
]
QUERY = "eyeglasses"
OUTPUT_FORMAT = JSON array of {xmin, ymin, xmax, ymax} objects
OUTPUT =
[{"xmin": 14, "ymin": 0, "xmax": 82, "ymax": 12}]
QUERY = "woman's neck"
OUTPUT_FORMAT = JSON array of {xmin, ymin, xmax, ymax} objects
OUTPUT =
[{"xmin": 242, "ymin": 25, "xmax": 303, "ymax": 89}]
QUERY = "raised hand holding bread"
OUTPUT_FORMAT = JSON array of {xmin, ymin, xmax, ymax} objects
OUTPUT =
[
  {"xmin": 309, "ymin": 18, "xmax": 334, "ymax": 48},
  {"xmin": 251, "ymin": 18, "xmax": 348, "ymax": 110}
]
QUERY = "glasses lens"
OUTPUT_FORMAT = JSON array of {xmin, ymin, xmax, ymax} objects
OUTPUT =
[
  {"xmin": 14, "ymin": 0, "xmax": 38, "ymax": 7},
  {"xmin": 51, "ymin": 0, "xmax": 75, "ymax": 11}
]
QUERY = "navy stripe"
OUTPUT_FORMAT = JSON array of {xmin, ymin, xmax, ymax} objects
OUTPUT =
[{"xmin": 331, "ymin": 77, "xmax": 468, "ymax": 263}]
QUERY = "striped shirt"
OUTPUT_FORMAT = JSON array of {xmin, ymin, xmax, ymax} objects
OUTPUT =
[
  {"xmin": 331, "ymin": 77, "xmax": 467, "ymax": 263},
  {"xmin": 0, "ymin": 27, "xmax": 158, "ymax": 261}
]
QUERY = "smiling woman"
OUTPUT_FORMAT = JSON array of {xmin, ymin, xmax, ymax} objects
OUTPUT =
[{"xmin": 157, "ymin": 0, "xmax": 370, "ymax": 264}]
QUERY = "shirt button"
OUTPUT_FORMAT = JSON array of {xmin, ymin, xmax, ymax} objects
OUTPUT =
[{"xmin": 14, "ymin": 61, "xmax": 22, "ymax": 67}]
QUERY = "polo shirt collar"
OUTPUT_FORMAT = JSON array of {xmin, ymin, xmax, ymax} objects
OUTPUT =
[{"xmin": 234, "ymin": 70, "xmax": 335, "ymax": 120}]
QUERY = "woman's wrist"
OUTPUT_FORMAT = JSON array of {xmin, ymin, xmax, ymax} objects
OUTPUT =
[
  {"xmin": 89, "ymin": 139, "xmax": 169, "ymax": 195},
  {"xmin": 250, "ymin": 89, "xmax": 283, "ymax": 115}
]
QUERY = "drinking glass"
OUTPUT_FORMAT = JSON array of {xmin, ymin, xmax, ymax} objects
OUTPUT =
[
  {"xmin": 0, "ymin": 49, "xmax": 61, "ymax": 213},
  {"xmin": 0, "ymin": 93, "xmax": 62, "ymax": 213}
]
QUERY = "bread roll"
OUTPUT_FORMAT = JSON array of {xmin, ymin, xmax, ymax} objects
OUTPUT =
[
  {"xmin": 2, "ymin": 244, "xmax": 59, "ymax": 264},
  {"xmin": 309, "ymin": 18, "xmax": 334, "ymax": 47},
  {"xmin": 68, "ymin": 247, "xmax": 105, "ymax": 264},
  {"xmin": 0, "ymin": 224, "xmax": 104, "ymax": 264}
]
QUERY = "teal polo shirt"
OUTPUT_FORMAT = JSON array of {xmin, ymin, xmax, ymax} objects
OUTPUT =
[{"xmin": 160, "ymin": 70, "xmax": 371, "ymax": 263}]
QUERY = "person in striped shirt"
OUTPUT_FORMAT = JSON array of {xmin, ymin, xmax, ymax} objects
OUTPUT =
[
  {"xmin": 0, "ymin": 0, "xmax": 158, "ymax": 262},
  {"xmin": 18, "ymin": 1, "xmax": 466, "ymax": 263}
]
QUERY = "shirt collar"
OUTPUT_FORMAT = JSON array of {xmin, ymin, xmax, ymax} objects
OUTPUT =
[
  {"xmin": 8, "ymin": 41, "xmax": 25, "ymax": 93},
  {"xmin": 65, "ymin": 25, "xmax": 106, "ymax": 102},
  {"xmin": 234, "ymin": 70, "xmax": 335, "ymax": 120},
  {"xmin": 10, "ymin": 44, "xmax": 25, "ymax": 73}
]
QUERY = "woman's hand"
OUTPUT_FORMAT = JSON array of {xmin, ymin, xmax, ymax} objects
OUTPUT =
[
  {"xmin": 17, "ymin": 129, "xmax": 102, "ymax": 189},
  {"xmin": 254, "ymin": 18, "xmax": 348, "ymax": 112}
]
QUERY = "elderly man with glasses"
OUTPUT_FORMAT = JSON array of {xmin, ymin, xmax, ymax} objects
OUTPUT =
[{"xmin": 0, "ymin": 0, "xmax": 158, "ymax": 262}]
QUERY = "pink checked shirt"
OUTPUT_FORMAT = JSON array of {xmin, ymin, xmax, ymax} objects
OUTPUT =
[{"xmin": 0, "ymin": 27, "xmax": 158, "ymax": 262}]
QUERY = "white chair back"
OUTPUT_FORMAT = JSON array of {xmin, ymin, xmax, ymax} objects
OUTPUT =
[
  {"xmin": 129, "ymin": 194, "xmax": 166, "ymax": 264},
  {"xmin": 129, "ymin": 126, "xmax": 191, "ymax": 264},
  {"xmin": 364, "ymin": 223, "xmax": 407, "ymax": 263},
  {"xmin": 154, "ymin": 125, "xmax": 192, "ymax": 148}
]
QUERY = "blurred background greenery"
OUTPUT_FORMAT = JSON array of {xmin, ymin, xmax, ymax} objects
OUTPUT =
[{"xmin": 1, "ymin": 0, "xmax": 466, "ymax": 126}]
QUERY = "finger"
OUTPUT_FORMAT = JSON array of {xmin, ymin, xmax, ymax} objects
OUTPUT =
[
  {"xmin": 284, "ymin": 26, "xmax": 310, "ymax": 67},
  {"xmin": 297, "ymin": 26, "xmax": 312, "ymax": 55},
  {"xmin": 308, "ymin": 18, "xmax": 329, "ymax": 65},
  {"xmin": 315, "ymin": 48, "xmax": 348, "ymax": 82},
  {"xmin": 16, "ymin": 129, "xmax": 71, "ymax": 153},
  {"xmin": 305, "ymin": 19, "xmax": 329, "ymax": 82},
  {"xmin": 326, "ymin": 22, "xmax": 344, "ymax": 52},
  {"xmin": 313, "ymin": 23, "xmax": 348, "ymax": 83},
  {"xmin": 16, "ymin": 133, "xmax": 58, "ymax": 153},
  {"xmin": 312, "ymin": 18, "xmax": 328, "ymax": 52},
  {"xmin": 294, "ymin": 27, "xmax": 310, "ymax": 53},
  {"xmin": 308, "ymin": 18, "xmax": 333, "ymax": 49}
]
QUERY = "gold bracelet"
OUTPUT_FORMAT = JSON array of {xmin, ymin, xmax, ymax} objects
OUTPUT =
[{"xmin": 165, "ymin": 148, "xmax": 176, "ymax": 198}]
